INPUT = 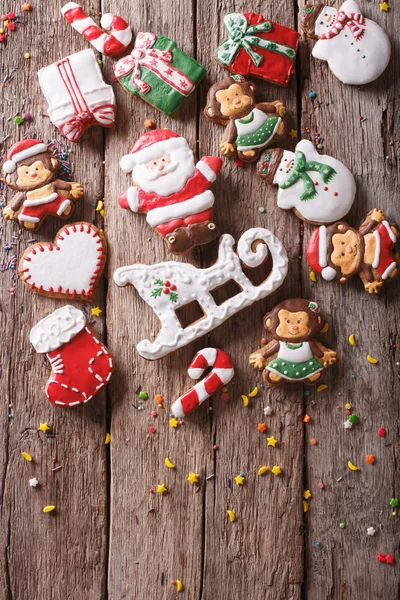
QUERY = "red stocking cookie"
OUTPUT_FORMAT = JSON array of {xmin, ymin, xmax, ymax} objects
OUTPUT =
[
  {"xmin": 249, "ymin": 299, "xmax": 337, "ymax": 387},
  {"xmin": 204, "ymin": 75, "xmax": 287, "ymax": 163},
  {"xmin": 119, "ymin": 129, "xmax": 222, "ymax": 254},
  {"xmin": 2, "ymin": 139, "xmax": 83, "ymax": 231},
  {"xmin": 30, "ymin": 305, "xmax": 114, "ymax": 407},
  {"xmin": 18, "ymin": 222, "xmax": 107, "ymax": 300}
]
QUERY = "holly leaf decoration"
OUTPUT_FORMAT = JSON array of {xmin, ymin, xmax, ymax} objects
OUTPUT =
[
  {"xmin": 169, "ymin": 291, "xmax": 179, "ymax": 303},
  {"xmin": 154, "ymin": 278, "xmax": 164, "ymax": 286},
  {"xmin": 151, "ymin": 288, "xmax": 163, "ymax": 298}
]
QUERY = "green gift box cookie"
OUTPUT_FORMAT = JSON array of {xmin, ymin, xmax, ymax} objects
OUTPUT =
[{"xmin": 114, "ymin": 32, "xmax": 205, "ymax": 116}]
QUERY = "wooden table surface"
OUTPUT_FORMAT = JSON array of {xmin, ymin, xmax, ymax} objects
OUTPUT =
[{"xmin": 0, "ymin": 1, "xmax": 399, "ymax": 599}]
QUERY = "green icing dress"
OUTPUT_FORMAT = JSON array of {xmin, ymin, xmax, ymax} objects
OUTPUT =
[
  {"xmin": 235, "ymin": 108, "xmax": 280, "ymax": 151},
  {"xmin": 267, "ymin": 341, "xmax": 323, "ymax": 381}
]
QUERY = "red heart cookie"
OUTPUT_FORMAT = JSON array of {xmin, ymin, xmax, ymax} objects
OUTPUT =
[{"xmin": 18, "ymin": 221, "xmax": 107, "ymax": 300}]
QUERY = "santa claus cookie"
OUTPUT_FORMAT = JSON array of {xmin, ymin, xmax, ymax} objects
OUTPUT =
[
  {"xmin": 300, "ymin": 0, "xmax": 391, "ymax": 85},
  {"xmin": 113, "ymin": 32, "xmax": 205, "ymax": 115},
  {"xmin": 119, "ymin": 129, "xmax": 222, "ymax": 255},
  {"xmin": 307, "ymin": 209, "xmax": 400, "ymax": 294},
  {"xmin": 257, "ymin": 140, "xmax": 356, "ymax": 224},
  {"xmin": 30, "ymin": 305, "xmax": 113, "ymax": 407},
  {"xmin": 204, "ymin": 75, "xmax": 287, "ymax": 163},
  {"xmin": 114, "ymin": 227, "xmax": 288, "ymax": 360},
  {"xmin": 38, "ymin": 49, "xmax": 116, "ymax": 142},
  {"xmin": 2, "ymin": 139, "xmax": 83, "ymax": 231},
  {"xmin": 249, "ymin": 299, "xmax": 337, "ymax": 387},
  {"xmin": 215, "ymin": 12, "xmax": 299, "ymax": 87},
  {"xmin": 18, "ymin": 222, "xmax": 107, "ymax": 300}
]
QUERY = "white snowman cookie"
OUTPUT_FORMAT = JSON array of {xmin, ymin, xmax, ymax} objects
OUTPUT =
[
  {"xmin": 300, "ymin": 0, "xmax": 391, "ymax": 85},
  {"xmin": 257, "ymin": 140, "xmax": 356, "ymax": 225}
]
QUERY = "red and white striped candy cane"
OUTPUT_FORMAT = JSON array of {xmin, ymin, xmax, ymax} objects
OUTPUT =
[
  {"xmin": 61, "ymin": 2, "xmax": 132, "ymax": 57},
  {"xmin": 171, "ymin": 348, "xmax": 234, "ymax": 418}
]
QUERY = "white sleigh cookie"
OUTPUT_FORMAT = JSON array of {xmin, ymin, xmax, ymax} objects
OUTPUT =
[
  {"xmin": 114, "ymin": 228, "xmax": 288, "ymax": 360},
  {"xmin": 257, "ymin": 140, "xmax": 356, "ymax": 225},
  {"xmin": 300, "ymin": 0, "xmax": 391, "ymax": 85}
]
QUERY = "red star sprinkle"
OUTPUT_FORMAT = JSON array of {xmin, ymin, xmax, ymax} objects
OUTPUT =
[
  {"xmin": 377, "ymin": 427, "xmax": 387, "ymax": 437},
  {"xmin": 377, "ymin": 553, "xmax": 386, "ymax": 563},
  {"xmin": 385, "ymin": 554, "xmax": 395, "ymax": 564}
]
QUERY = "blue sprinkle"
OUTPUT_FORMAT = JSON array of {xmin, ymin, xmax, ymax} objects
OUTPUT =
[
  {"xmin": 351, "ymin": 374, "xmax": 357, "ymax": 379},
  {"xmin": 310, "ymin": 90, "xmax": 317, "ymax": 99},
  {"xmin": 315, "ymin": 541, "xmax": 321, "ymax": 547}
]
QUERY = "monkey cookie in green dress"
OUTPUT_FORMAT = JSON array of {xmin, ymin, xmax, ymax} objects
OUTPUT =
[{"xmin": 249, "ymin": 299, "xmax": 337, "ymax": 387}]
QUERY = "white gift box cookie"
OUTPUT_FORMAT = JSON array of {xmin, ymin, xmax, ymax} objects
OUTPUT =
[
  {"xmin": 300, "ymin": 0, "xmax": 391, "ymax": 85},
  {"xmin": 38, "ymin": 49, "xmax": 116, "ymax": 142}
]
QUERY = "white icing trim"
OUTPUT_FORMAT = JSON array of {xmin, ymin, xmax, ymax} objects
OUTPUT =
[
  {"xmin": 99, "ymin": 13, "xmax": 113, "ymax": 29},
  {"xmin": 18, "ymin": 214, "xmax": 40, "ymax": 223},
  {"xmin": 372, "ymin": 230, "xmax": 380, "ymax": 269},
  {"xmin": 61, "ymin": 2, "xmax": 79, "ymax": 15},
  {"xmin": 114, "ymin": 228, "xmax": 288, "ymax": 360},
  {"xmin": 382, "ymin": 220, "xmax": 397, "ymax": 244},
  {"xmin": 322, "ymin": 266, "xmax": 337, "ymax": 281},
  {"xmin": 126, "ymin": 186, "xmax": 139, "ymax": 212},
  {"xmin": 24, "ymin": 192, "xmax": 59, "ymax": 207},
  {"xmin": 196, "ymin": 160, "xmax": 216, "ymax": 182},
  {"xmin": 319, "ymin": 226, "xmax": 328, "ymax": 267},
  {"xmin": 30, "ymin": 305, "xmax": 86, "ymax": 353},
  {"xmin": 131, "ymin": 137, "xmax": 185, "ymax": 165},
  {"xmin": 382, "ymin": 262, "xmax": 397, "ymax": 280},
  {"xmin": 57, "ymin": 199, "xmax": 72, "ymax": 215},
  {"xmin": 120, "ymin": 154, "xmax": 135, "ymax": 173},
  {"xmin": 3, "ymin": 143, "xmax": 48, "ymax": 173},
  {"xmin": 146, "ymin": 190, "xmax": 214, "ymax": 227},
  {"xmin": 70, "ymin": 15, "xmax": 94, "ymax": 33}
]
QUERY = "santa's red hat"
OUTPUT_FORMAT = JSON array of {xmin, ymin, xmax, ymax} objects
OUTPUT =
[
  {"xmin": 306, "ymin": 226, "xmax": 337, "ymax": 281},
  {"xmin": 3, "ymin": 139, "xmax": 48, "ymax": 174},
  {"xmin": 120, "ymin": 130, "xmax": 188, "ymax": 173}
]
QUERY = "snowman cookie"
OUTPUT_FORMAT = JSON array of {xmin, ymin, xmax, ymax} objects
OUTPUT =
[
  {"xmin": 300, "ymin": 0, "xmax": 391, "ymax": 85},
  {"xmin": 257, "ymin": 140, "xmax": 356, "ymax": 224},
  {"xmin": 249, "ymin": 299, "xmax": 337, "ymax": 387}
]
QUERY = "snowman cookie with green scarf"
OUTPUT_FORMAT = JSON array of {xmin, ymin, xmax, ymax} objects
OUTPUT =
[
  {"xmin": 249, "ymin": 299, "xmax": 337, "ymax": 388},
  {"xmin": 257, "ymin": 139, "xmax": 356, "ymax": 224}
]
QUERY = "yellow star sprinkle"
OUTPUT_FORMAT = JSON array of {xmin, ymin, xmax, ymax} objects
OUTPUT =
[
  {"xmin": 234, "ymin": 474, "xmax": 245, "ymax": 485},
  {"xmin": 379, "ymin": 2, "xmax": 390, "ymax": 10},
  {"xmin": 289, "ymin": 129, "xmax": 298, "ymax": 139},
  {"xmin": 303, "ymin": 490, "xmax": 312, "ymax": 499},
  {"xmin": 157, "ymin": 483, "xmax": 167, "ymax": 495},
  {"xmin": 169, "ymin": 418, "xmax": 179, "ymax": 428},
  {"xmin": 271, "ymin": 465, "xmax": 282, "ymax": 476},
  {"xmin": 37, "ymin": 422, "xmax": 51, "ymax": 433},
  {"xmin": 187, "ymin": 472, "xmax": 199, "ymax": 485},
  {"xmin": 91, "ymin": 307, "xmax": 102, "ymax": 317},
  {"xmin": 267, "ymin": 436, "xmax": 278, "ymax": 447}
]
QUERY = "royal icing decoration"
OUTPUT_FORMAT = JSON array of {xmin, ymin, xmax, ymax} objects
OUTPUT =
[
  {"xmin": 249, "ymin": 299, "xmax": 337, "ymax": 387},
  {"xmin": 38, "ymin": 49, "xmax": 116, "ymax": 142},
  {"xmin": 30, "ymin": 305, "xmax": 113, "ymax": 407},
  {"xmin": 204, "ymin": 75, "xmax": 287, "ymax": 162},
  {"xmin": 113, "ymin": 32, "xmax": 205, "ymax": 115},
  {"xmin": 171, "ymin": 348, "xmax": 234, "ymax": 418},
  {"xmin": 18, "ymin": 222, "xmax": 107, "ymax": 300},
  {"xmin": 300, "ymin": 0, "xmax": 391, "ymax": 85},
  {"xmin": 119, "ymin": 129, "xmax": 222, "ymax": 254},
  {"xmin": 257, "ymin": 140, "xmax": 356, "ymax": 224},
  {"xmin": 2, "ymin": 139, "xmax": 84, "ymax": 231},
  {"xmin": 307, "ymin": 208, "xmax": 400, "ymax": 294},
  {"xmin": 215, "ymin": 12, "xmax": 299, "ymax": 86},
  {"xmin": 61, "ymin": 2, "xmax": 132, "ymax": 57},
  {"xmin": 114, "ymin": 227, "xmax": 288, "ymax": 360}
]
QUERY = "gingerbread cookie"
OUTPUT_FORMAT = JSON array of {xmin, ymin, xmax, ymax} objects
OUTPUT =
[
  {"xmin": 2, "ymin": 139, "xmax": 83, "ymax": 230},
  {"xmin": 114, "ymin": 227, "xmax": 288, "ymax": 360},
  {"xmin": 249, "ymin": 299, "xmax": 337, "ymax": 387},
  {"xmin": 119, "ymin": 129, "xmax": 222, "ymax": 255},
  {"xmin": 257, "ymin": 140, "xmax": 356, "ymax": 224},
  {"xmin": 300, "ymin": 0, "xmax": 391, "ymax": 85},
  {"xmin": 307, "ymin": 209, "xmax": 399, "ymax": 294},
  {"xmin": 204, "ymin": 75, "xmax": 287, "ymax": 162},
  {"xmin": 30, "ymin": 305, "xmax": 114, "ymax": 407},
  {"xmin": 113, "ymin": 32, "xmax": 205, "ymax": 115},
  {"xmin": 18, "ymin": 222, "xmax": 107, "ymax": 300},
  {"xmin": 215, "ymin": 12, "xmax": 299, "ymax": 87},
  {"xmin": 38, "ymin": 49, "xmax": 116, "ymax": 142},
  {"xmin": 61, "ymin": 2, "xmax": 132, "ymax": 57},
  {"xmin": 171, "ymin": 348, "xmax": 234, "ymax": 418}
]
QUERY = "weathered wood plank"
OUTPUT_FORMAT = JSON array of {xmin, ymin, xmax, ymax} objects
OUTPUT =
[
  {"xmin": 298, "ymin": 1, "xmax": 400, "ymax": 598},
  {"xmin": 0, "ymin": 2, "xmax": 108, "ymax": 599}
]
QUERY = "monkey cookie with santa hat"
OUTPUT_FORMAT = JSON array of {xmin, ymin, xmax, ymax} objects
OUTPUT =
[{"xmin": 118, "ymin": 129, "xmax": 222, "ymax": 255}]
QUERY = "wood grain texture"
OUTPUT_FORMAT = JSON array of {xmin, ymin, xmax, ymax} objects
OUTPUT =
[
  {"xmin": 298, "ymin": 1, "xmax": 400, "ymax": 599},
  {"xmin": 0, "ymin": 2, "xmax": 108, "ymax": 599},
  {"xmin": 0, "ymin": 0, "xmax": 399, "ymax": 599}
]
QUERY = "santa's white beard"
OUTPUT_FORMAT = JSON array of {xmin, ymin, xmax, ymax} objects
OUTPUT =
[{"xmin": 132, "ymin": 145, "xmax": 195, "ymax": 196}]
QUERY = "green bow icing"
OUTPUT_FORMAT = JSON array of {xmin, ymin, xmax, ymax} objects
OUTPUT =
[
  {"xmin": 215, "ymin": 13, "xmax": 296, "ymax": 68},
  {"xmin": 279, "ymin": 151, "xmax": 336, "ymax": 201}
]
